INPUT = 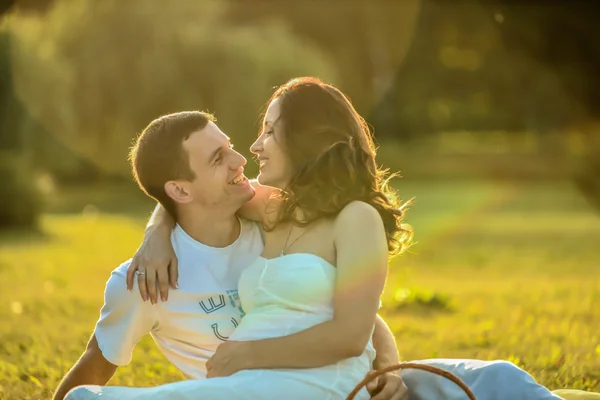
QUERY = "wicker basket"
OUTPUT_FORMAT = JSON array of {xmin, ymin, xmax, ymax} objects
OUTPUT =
[{"xmin": 346, "ymin": 362, "xmax": 477, "ymax": 400}]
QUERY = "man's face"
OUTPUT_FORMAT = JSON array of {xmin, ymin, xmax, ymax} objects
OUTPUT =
[{"xmin": 176, "ymin": 121, "xmax": 254, "ymax": 210}]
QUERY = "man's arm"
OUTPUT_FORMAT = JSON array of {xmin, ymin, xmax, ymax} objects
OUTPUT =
[
  {"xmin": 52, "ymin": 335, "xmax": 117, "ymax": 400},
  {"xmin": 55, "ymin": 264, "xmax": 157, "ymax": 398}
]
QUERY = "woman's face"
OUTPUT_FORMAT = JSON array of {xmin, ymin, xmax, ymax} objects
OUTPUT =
[{"xmin": 250, "ymin": 98, "xmax": 293, "ymax": 189}]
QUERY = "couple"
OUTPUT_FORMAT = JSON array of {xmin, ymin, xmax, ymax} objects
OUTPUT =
[
  {"xmin": 54, "ymin": 77, "xmax": 411, "ymax": 400},
  {"xmin": 55, "ymin": 77, "xmax": 590, "ymax": 399}
]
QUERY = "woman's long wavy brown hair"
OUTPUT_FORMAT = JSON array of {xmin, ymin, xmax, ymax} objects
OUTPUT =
[{"xmin": 264, "ymin": 77, "xmax": 413, "ymax": 256}]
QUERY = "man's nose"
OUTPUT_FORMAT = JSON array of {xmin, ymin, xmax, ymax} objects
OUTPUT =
[{"xmin": 232, "ymin": 150, "xmax": 247, "ymax": 168}]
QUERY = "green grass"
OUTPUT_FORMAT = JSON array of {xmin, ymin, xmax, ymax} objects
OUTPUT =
[{"xmin": 1, "ymin": 180, "xmax": 600, "ymax": 399}]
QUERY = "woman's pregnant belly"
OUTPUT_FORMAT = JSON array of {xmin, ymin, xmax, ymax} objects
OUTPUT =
[
  {"xmin": 228, "ymin": 307, "xmax": 333, "ymax": 341},
  {"xmin": 227, "ymin": 305, "xmax": 377, "ymax": 400}
]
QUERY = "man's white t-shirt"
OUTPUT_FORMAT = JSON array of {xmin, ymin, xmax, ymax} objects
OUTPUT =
[{"xmin": 94, "ymin": 218, "xmax": 263, "ymax": 379}]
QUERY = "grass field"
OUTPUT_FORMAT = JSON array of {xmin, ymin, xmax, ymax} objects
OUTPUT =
[{"xmin": 1, "ymin": 180, "xmax": 599, "ymax": 399}]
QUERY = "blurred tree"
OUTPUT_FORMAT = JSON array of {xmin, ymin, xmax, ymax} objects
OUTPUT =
[
  {"xmin": 12, "ymin": 0, "xmax": 55, "ymax": 13},
  {"xmin": 0, "ymin": 0, "xmax": 44, "ymax": 229},
  {"xmin": 6, "ymin": 0, "xmax": 338, "ymax": 181},
  {"xmin": 483, "ymin": 1, "xmax": 600, "ymax": 209},
  {"xmin": 0, "ymin": 153, "xmax": 43, "ymax": 228},
  {"xmin": 484, "ymin": 1, "xmax": 600, "ymax": 119},
  {"xmin": 574, "ymin": 143, "xmax": 600, "ymax": 212},
  {"xmin": 371, "ymin": 0, "xmax": 589, "ymax": 139},
  {"xmin": 226, "ymin": 0, "xmax": 599, "ymax": 140},
  {"xmin": 226, "ymin": 0, "xmax": 420, "ymax": 117},
  {"xmin": 5, "ymin": 0, "xmax": 600, "ymax": 196},
  {"xmin": 0, "ymin": 30, "xmax": 18, "ymax": 150},
  {"xmin": 0, "ymin": 0, "xmax": 13, "ymax": 16}
]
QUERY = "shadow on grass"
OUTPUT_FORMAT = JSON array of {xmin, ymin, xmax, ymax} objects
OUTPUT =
[
  {"xmin": 1, "ymin": 182, "xmax": 153, "ymax": 248},
  {"xmin": 0, "ymin": 225, "xmax": 50, "ymax": 247}
]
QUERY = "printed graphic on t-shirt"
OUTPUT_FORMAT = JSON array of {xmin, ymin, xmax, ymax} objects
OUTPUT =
[
  {"xmin": 198, "ymin": 294, "xmax": 227, "ymax": 314},
  {"xmin": 226, "ymin": 289, "xmax": 245, "ymax": 318},
  {"xmin": 198, "ymin": 291, "xmax": 245, "ymax": 341},
  {"xmin": 211, "ymin": 318, "xmax": 239, "ymax": 341}
]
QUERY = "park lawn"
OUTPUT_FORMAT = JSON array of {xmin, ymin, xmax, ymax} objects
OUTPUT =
[{"xmin": 1, "ymin": 180, "xmax": 599, "ymax": 399}]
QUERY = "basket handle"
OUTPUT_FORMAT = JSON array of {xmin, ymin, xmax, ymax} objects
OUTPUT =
[{"xmin": 346, "ymin": 362, "xmax": 477, "ymax": 400}]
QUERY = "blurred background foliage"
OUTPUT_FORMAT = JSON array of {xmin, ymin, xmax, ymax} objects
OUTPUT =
[
  {"xmin": 2, "ymin": 2, "xmax": 600, "ymax": 396},
  {"xmin": 0, "ymin": 0, "xmax": 599, "ymax": 229}
]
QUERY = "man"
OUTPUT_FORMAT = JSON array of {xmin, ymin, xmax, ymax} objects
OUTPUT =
[{"xmin": 53, "ymin": 111, "xmax": 407, "ymax": 400}]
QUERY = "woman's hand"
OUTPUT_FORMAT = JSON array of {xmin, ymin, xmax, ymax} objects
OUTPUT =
[
  {"xmin": 366, "ymin": 370, "xmax": 409, "ymax": 400},
  {"xmin": 126, "ymin": 224, "xmax": 178, "ymax": 304},
  {"xmin": 206, "ymin": 341, "xmax": 250, "ymax": 378}
]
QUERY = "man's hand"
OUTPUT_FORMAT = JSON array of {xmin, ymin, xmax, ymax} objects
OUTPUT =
[
  {"xmin": 365, "ymin": 370, "xmax": 409, "ymax": 400},
  {"xmin": 206, "ymin": 341, "xmax": 250, "ymax": 378}
]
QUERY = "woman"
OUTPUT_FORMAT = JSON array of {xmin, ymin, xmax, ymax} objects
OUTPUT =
[{"xmin": 66, "ymin": 77, "xmax": 412, "ymax": 400}]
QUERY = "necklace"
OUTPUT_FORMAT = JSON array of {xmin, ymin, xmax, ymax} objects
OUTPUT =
[{"xmin": 280, "ymin": 223, "xmax": 307, "ymax": 257}]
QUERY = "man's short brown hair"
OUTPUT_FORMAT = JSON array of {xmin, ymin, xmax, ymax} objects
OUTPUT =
[{"xmin": 129, "ymin": 111, "xmax": 215, "ymax": 218}]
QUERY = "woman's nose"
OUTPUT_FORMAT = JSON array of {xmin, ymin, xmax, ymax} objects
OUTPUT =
[{"xmin": 250, "ymin": 135, "xmax": 263, "ymax": 154}]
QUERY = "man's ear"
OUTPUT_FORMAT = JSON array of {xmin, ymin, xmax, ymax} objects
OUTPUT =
[{"xmin": 165, "ymin": 180, "xmax": 193, "ymax": 204}]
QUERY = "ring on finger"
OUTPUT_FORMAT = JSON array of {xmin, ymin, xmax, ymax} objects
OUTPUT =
[{"xmin": 136, "ymin": 270, "xmax": 146, "ymax": 276}]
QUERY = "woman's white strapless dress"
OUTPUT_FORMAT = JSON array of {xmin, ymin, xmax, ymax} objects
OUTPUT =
[{"xmin": 67, "ymin": 253, "xmax": 376, "ymax": 400}]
